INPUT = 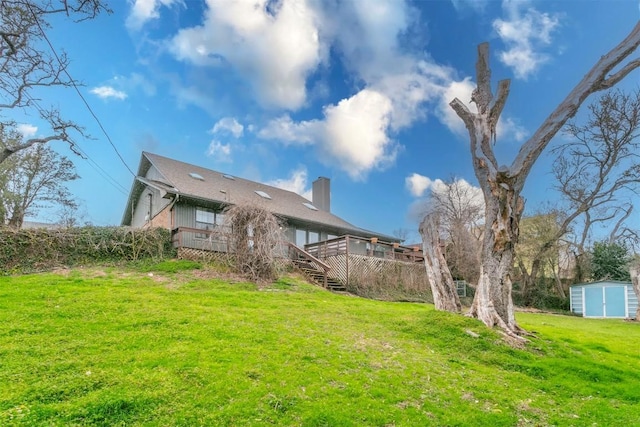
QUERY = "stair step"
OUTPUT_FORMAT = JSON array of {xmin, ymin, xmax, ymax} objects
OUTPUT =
[{"xmin": 291, "ymin": 257, "xmax": 346, "ymax": 292}]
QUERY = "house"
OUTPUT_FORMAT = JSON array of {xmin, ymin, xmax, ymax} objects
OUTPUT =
[
  {"xmin": 570, "ymin": 280, "xmax": 638, "ymax": 319},
  {"xmin": 122, "ymin": 152, "xmax": 427, "ymax": 291},
  {"xmin": 121, "ymin": 151, "xmax": 401, "ymax": 244}
]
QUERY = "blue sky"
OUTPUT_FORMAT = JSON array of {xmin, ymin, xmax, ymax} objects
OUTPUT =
[{"xmin": 15, "ymin": 0, "xmax": 640, "ymax": 242}]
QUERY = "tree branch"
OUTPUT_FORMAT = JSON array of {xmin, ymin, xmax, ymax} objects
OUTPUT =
[
  {"xmin": 512, "ymin": 21, "xmax": 640, "ymax": 177},
  {"xmin": 472, "ymin": 42, "xmax": 493, "ymax": 113}
]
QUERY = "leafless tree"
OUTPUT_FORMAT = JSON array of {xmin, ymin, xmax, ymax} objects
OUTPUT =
[
  {"xmin": 392, "ymin": 228, "xmax": 411, "ymax": 243},
  {"xmin": 553, "ymin": 89, "xmax": 640, "ymax": 257},
  {"xmin": 419, "ymin": 178, "xmax": 483, "ymax": 312},
  {"xmin": 0, "ymin": 0, "xmax": 110, "ymax": 164},
  {"xmin": 449, "ymin": 23, "xmax": 640, "ymax": 339},
  {"xmin": 222, "ymin": 203, "xmax": 284, "ymax": 282},
  {"xmin": 420, "ymin": 212, "xmax": 461, "ymax": 312},
  {"xmin": 517, "ymin": 89, "xmax": 640, "ymax": 296},
  {"xmin": 0, "ymin": 140, "xmax": 79, "ymax": 228},
  {"xmin": 433, "ymin": 178, "xmax": 483, "ymax": 286},
  {"xmin": 515, "ymin": 210, "xmax": 568, "ymax": 299}
]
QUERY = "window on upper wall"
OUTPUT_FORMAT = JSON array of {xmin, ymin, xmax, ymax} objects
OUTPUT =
[
  {"xmin": 195, "ymin": 208, "xmax": 215, "ymax": 238},
  {"xmin": 295, "ymin": 229, "xmax": 306, "ymax": 247},
  {"xmin": 308, "ymin": 231, "xmax": 319, "ymax": 244}
]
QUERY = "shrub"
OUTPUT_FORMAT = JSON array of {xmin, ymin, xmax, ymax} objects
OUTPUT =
[{"xmin": 0, "ymin": 226, "xmax": 174, "ymax": 274}]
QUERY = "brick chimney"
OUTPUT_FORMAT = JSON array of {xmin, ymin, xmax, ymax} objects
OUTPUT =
[{"xmin": 312, "ymin": 177, "xmax": 330, "ymax": 212}]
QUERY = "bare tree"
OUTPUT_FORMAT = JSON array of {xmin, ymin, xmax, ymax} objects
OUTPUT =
[
  {"xmin": 420, "ymin": 212, "xmax": 461, "ymax": 312},
  {"xmin": 0, "ymin": 141, "xmax": 79, "ymax": 228},
  {"xmin": 419, "ymin": 178, "xmax": 483, "ymax": 312},
  {"xmin": 0, "ymin": 0, "xmax": 111, "ymax": 164},
  {"xmin": 433, "ymin": 178, "xmax": 483, "ymax": 286},
  {"xmin": 449, "ymin": 23, "xmax": 640, "ymax": 338},
  {"xmin": 516, "ymin": 89, "xmax": 640, "ymax": 297},
  {"xmin": 515, "ymin": 210, "xmax": 566, "ymax": 298},
  {"xmin": 222, "ymin": 203, "xmax": 284, "ymax": 282},
  {"xmin": 392, "ymin": 228, "xmax": 411, "ymax": 243}
]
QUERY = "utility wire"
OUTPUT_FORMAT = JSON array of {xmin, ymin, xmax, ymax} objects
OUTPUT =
[
  {"xmin": 21, "ymin": 90, "xmax": 130, "ymax": 196},
  {"xmin": 27, "ymin": 3, "xmax": 137, "ymax": 178}
]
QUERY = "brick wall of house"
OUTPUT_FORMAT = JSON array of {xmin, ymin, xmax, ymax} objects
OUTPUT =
[{"xmin": 147, "ymin": 204, "xmax": 172, "ymax": 230}]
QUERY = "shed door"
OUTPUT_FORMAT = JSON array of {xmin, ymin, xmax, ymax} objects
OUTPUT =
[
  {"xmin": 604, "ymin": 286, "xmax": 626, "ymax": 317},
  {"xmin": 584, "ymin": 287, "xmax": 604, "ymax": 317}
]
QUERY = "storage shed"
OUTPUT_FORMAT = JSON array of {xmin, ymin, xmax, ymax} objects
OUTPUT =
[{"xmin": 570, "ymin": 281, "xmax": 637, "ymax": 319}]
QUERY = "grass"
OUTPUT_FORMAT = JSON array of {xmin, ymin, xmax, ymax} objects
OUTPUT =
[{"xmin": 1, "ymin": 265, "xmax": 639, "ymax": 426}]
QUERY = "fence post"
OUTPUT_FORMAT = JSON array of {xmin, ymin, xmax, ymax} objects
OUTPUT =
[{"xmin": 345, "ymin": 235, "xmax": 349, "ymax": 288}]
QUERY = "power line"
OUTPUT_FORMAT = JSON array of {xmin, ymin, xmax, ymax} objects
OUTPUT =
[
  {"xmin": 74, "ymin": 145, "xmax": 130, "ymax": 196},
  {"xmin": 19, "ymin": 89, "xmax": 130, "ymax": 196},
  {"xmin": 26, "ymin": 3, "xmax": 137, "ymax": 178}
]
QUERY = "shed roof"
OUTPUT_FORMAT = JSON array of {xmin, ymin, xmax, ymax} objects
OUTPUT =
[
  {"xmin": 570, "ymin": 280, "xmax": 633, "ymax": 288},
  {"xmin": 122, "ymin": 152, "xmax": 398, "ymax": 242}
]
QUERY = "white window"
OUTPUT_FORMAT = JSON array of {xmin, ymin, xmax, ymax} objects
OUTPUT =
[
  {"xmin": 296, "ymin": 229, "xmax": 306, "ymax": 247},
  {"xmin": 189, "ymin": 172, "xmax": 204, "ymax": 181},
  {"xmin": 308, "ymin": 231, "xmax": 319, "ymax": 244},
  {"xmin": 195, "ymin": 208, "xmax": 215, "ymax": 238}
]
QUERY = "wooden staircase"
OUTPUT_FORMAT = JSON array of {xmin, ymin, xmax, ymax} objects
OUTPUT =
[
  {"xmin": 292, "ymin": 259, "xmax": 346, "ymax": 292},
  {"xmin": 286, "ymin": 242, "xmax": 346, "ymax": 292}
]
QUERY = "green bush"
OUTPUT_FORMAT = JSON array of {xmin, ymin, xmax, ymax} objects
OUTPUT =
[
  {"xmin": 0, "ymin": 226, "xmax": 175, "ymax": 274},
  {"xmin": 512, "ymin": 285, "xmax": 569, "ymax": 311}
]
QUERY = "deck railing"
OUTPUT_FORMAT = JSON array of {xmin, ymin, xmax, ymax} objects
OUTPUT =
[
  {"xmin": 304, "ymin": 235, "xmax": 424, "ymax": 264},
  {"xmin": 286, "ymin": 242, "xmax": 331, "ymax": 288},
  {"xmin": 172, "ymin": 228, "xmax": 424, "ymax": 265}
]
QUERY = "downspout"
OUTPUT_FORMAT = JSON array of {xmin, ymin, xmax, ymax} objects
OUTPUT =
[{"xmin": 167, "ymin": 194, "xmax": 180, "ymax": 248}]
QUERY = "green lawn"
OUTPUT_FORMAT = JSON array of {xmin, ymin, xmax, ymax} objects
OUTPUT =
[{"xmin": 1, "ymin": 262, "xmax": 639, "ymax": 426}]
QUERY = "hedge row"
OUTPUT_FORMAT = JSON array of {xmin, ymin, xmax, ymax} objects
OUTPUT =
[{"xmin": 0, "ymin": 226, "xmax": 175, "ymax": 274}]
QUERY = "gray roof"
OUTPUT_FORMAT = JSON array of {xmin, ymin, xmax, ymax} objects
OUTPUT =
[
  {"xmin": 122, "ymin": 152, "xmax": 398, "ymax": 241},
  {"xmin": 570, "ymin": 280, "xmax": 633, "ymax": 287}
]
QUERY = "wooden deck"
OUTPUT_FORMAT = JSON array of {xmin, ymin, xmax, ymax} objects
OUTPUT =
[
  {"xmin": 304, "ymin": 235, "xmax": 424, "ymax": 264},
  {"xmin": 171, "ymin": 229, "xmax": 426, "ymax": 292}
]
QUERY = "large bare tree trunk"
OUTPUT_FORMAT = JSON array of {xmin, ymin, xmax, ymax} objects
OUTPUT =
[
  {"xmin": 449, "ymin": 23, "xmax": 640, "ymax": 337},
  {"xmin": 420, "ymin": 214, "xmax": 461, "ymax": 312},
  {"xmin": 467, "ymin": 176, "xmax": 525, "ymax": 334},
  {"xmin": 631, "ymin": 265, "xmax": 640, "ymax": 320}
]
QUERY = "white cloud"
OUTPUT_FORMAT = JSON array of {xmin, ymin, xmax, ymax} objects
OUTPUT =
[
  {"xmin": 170, "ymin": 0, "xmax": 323, "ymax": 110},
  {"xmin": 497, "ymin": 116, "xmax": 528, "ymax": 142},
  {"xmin": 159, "ymin": 0, "xmax": 530, "ymax": 179},
  {"xmin": 493, "ymin": 1, "xmax": 560, "ymax": 79},
  {"xmin": 211, "ymin": 117, "xmax": 244, "ymax": 138},
  {"xmin": 16, "ymin": 123, "xmax": 38, "ymax": 139},
  {"xmin": 206, "ymin": 139, "xmax": 232, "ymax": 161},
  {"xmin": 260, "ymin": 89, "xmax": 397, "ymax": 180},
  {"xmin": 450, "ymin": 0, "xmax": 489, "ymax": 13},
  {"xmin": 126, "ymin": 0, "xmax": 181, "ymax": 31},
  {"xmin": 436, "ymin": 77, "xmax": 477, "ymax": 136},
  {"xmin": 406, "ymin": 174, "xmax": 483, "ymax": 209},
  {"xmin": 266, "ymin": 167, "xmax": 312, "ymax": 201},
  {"xmin": 406, "ymin": 173, "xmax": 438, "ymax": 198},
  {"xmin": 90, "ymin": 86, "xmax": 128, "ymax": 100},
  {"xmin": 321, "ymin": 90, "xmax": 396, "ymax": 179},
  {"xmin": 258, "ymin": 115, "xmax": 319, "ymax": 145}
]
